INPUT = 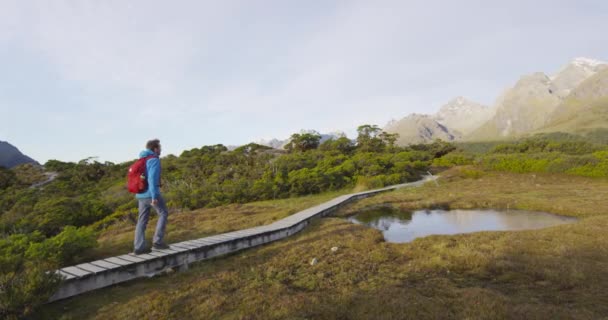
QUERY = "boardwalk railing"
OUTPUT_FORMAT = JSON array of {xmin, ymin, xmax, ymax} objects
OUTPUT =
[{"xmin": 50, "ymin": 175, "xmax": 437, "ymax": 302}]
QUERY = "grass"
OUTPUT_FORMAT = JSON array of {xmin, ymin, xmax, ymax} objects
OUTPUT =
[{"xmin": 35, "ymin": 167, "xmax": 608, "ymax": 319}]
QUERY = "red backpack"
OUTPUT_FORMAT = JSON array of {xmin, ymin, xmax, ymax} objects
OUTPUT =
[{"xmin": 127, "ymin": 155, "xmax": 157, "ymax": 193}]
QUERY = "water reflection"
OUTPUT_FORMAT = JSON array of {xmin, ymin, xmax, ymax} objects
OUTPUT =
[{"xmin": 347, "ymin": 207, "xmax": 577, "ymax": 243}]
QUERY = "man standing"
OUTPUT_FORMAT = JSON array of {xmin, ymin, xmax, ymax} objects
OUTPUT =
[{"xmin": 134, "ymin": 139, "xmax": 170, "ymax": 254}]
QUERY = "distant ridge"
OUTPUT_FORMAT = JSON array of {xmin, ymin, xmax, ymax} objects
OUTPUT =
[
  {"xmin": 0, "ymin": 140, "xmax": 39, "ymax": 168},
  {"xmin": 467, "ymin": 57, "xmax": 608, "ymax": 141},
  {"xmin": 385, "ymin": 114, "xmax": 461, "ymax": 145},
  {"xmin": 383, "ymin": 57, "xmax": 608, "ymax": 145}
]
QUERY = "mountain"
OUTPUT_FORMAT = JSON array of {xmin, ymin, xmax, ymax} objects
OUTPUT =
[
  {"xmin": 537, "ymin": 67, "xmax": 608, "ymax": 135},
  {"xmin": 256, "ymin": 138, "xmax": 286, "ymax": 149},
  {"xmin": 467, "ymin": 57, "xmax": 608, "ymax": 140},
  {"xmin": 468, "ymin": 72, "xmax": 561, "ymax": 138},
  {"xmin": 551, "ymin": 57, "xmax": 608, "ymax": 98},
  {"xmin": 433, "ymin": 96, "xmax": 494, "ymax": 136},
  {"xmin": 384, "ymin": 96, "xmax": 489, "ymax": 145},
  {"xmin": 0, "ymin": 141, "xmax": 38, "ymax": 168},
  {"xmin": 384, "ymin": 114, "xmax": 461, "ymax": 145}
]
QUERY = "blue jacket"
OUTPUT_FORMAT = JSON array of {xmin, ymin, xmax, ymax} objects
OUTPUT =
[{"xmin": 135, "ymin": 149, "xmax": 161, "ymax": 200}]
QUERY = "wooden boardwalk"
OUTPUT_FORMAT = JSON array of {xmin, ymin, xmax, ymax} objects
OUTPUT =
[{"xmin": 50, "ymin": 176, "xmax": 437, "ymax": 302}]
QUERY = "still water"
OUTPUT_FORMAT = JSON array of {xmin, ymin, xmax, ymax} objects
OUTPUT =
[{"xmin": 347, "ymin": 207, "xmax": 577, "ymax": 243}]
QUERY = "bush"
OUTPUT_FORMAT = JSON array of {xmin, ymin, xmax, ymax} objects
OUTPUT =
[
  {"xmin": 566, "ymin": 151, "xmax": 608, "ymax": 177},
  {"xmin": 432, "ymin": 152, "xmax": 475, "ymax": 167},
  {"xmin": 0, "ymin": 261, "xmax": 60, "ymax": 320},
  {"xmin": 0, "ymin": 233, "xmax": 61, "ymax": 320},
  {"xmin": 26, "ymin": 226, "xmax": 97, "ymax": 266}
]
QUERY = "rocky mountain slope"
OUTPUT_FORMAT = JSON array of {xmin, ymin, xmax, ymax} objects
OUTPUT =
[
  {"xmin": 385, "ymin": 114, "xmax": 461, "ymax": 145},
  {"xmin": 433, "ymin": 96, "xmax": 494, "ymax": 136}
]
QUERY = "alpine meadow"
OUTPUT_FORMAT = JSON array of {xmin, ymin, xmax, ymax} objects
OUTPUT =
[{"xmin": 2, "ymin": 2, "xmax": 608, "ymax": 319}]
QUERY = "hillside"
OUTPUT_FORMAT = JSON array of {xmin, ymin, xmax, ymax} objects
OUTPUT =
[
  {"xmin": 467, "ymin": 73, "xmax": 561, "ymax": 139},
  {"xmin": 536, "ymin": 68, "xmax": 608, "ymax": 137}
]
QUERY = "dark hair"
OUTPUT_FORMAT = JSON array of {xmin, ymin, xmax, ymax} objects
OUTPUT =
[{"xmin": 146, "ymin": 139, "xmax": 161, "ymax": 150}]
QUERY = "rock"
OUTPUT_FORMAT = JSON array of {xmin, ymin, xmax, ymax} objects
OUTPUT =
[{"xmin": 331, "ymin": 247, "xmax": 339, "ymax": 252}]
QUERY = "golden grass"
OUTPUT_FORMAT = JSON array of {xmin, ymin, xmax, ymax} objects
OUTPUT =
[{"xmin": 37, "ymin": 167, "xmax": 608, "ymax": 319}]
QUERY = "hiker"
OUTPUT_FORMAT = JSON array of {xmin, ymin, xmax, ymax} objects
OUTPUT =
[{"xmin": 133, "ymin": 139, "xmax": 170, "ymax": 254}]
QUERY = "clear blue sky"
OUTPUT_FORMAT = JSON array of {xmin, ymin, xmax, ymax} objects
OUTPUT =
[{"xmin": 1, "ymin": 0, "xmax": 607, "ymax": 163}]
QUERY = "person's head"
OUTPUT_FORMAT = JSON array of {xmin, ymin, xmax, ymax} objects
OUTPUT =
[{"xmin": 146, "ymin": 139, "xmax": 161, "ymax": 155}]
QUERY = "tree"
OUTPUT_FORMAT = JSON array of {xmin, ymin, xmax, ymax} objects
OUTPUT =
[
  {"xmin": 284, "ymin": 132, "xmax": 322, "ymax": 152},
  {"xmin": 0, "ymin": 167, "xmax": 16, "ymax": 190},
  {"xmin": 320, "ymin": 137, "xmax": 355, "ymax": 154},
  {"xmin": 356, "ymin": 124, "xmax": 385, "ymax": 152},
  {"xmin": 379, "ymin": 132, "xmax": 399, "ymax": 151}
]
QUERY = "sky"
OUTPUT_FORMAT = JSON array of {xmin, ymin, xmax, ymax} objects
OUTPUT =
[{"xmin": 1, "ymin": 0, "xmax": 607, "ymax": 163}]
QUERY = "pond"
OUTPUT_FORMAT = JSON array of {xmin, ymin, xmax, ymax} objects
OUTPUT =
[{"xmin": 347, "ymin": 206, "xmax": 577, "ymax": 243}]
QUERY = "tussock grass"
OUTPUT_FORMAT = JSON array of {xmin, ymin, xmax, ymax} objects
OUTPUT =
[{"xmin": 37, "ymin": 167, "xmax": 608, "ymax": 319}]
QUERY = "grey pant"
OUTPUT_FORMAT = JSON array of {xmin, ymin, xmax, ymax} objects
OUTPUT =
[{"xmin": 134, "ymin": 195, "xmax": 168, "ymax": 251}]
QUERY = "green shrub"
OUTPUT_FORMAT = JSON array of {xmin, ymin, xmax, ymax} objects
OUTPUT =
[
  {"xmin": 432, "ymin": 152, "xmax": 475, "ymax": 167},
  {"xmin": 0, "ymin": 233, "xmax": 61, "ymax": 320},
  {"xmin": 26, "ymin": 226, "xmax": 97, "ymax": 266},
  {"xmin": 566, "ymin": 151, "xmax": 608, "ymax": 177}
]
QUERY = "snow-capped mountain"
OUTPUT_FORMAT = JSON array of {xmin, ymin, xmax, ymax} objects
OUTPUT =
[{"xmin": 551, "ymin": 57, "xmax": 608, "ymax": 97}]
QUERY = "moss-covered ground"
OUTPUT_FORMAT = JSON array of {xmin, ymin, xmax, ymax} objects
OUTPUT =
[{"xmin": 36, "ymin": 167, "xmax": 608, "ymax": 319}]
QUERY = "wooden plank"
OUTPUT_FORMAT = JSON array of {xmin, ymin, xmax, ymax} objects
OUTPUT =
[
  {"xmin": 176, "ymin": 241, "xmax": 202, "ymax": 248},
  {"xmin": 170, "ymin": 243, "xmax": 196, "ymax": 250},
  {"xmin": 151, "ymin": 247, "xmax": 178, "ymax": 254},
  {"xmin": 189, "ymin": 239, "xmax": 215, "ymax": 246},
  {"xmin": 58, "ymin": 270, "xmax": 76, "ymax": 280},
  {"xmin": 211, "ymin": 233, "xmax": 239, "ymax": 240},
  {"xmin": 75, "ymin": 263, "xmax": 106, "ymax": 273},
  {"xmin": 196, "ymin": 236, "xmax": 226, "ymax": 243},
  {"xmin": 61, "ymin": 266, "xmax": 91, "ymax": 278},
  {"xmin": 90, "ymin": 260, "xmax": 121, "ymax": 270},
  {"xmin": 148, "ymin": 251, "xmax": 171, "ymax": 258},
  {"xmin": 104, "ymin": 257, "xmax": 135, "ymax": 266},
  {"xmin": 135, "ymin": 253, "xmax": 158, "ymax": 260},
  {"xmin": 223, "ymin": 230, "xmax": 256, "ymax": 237},
  {"xmin": 202, "ymin": 236, "xmax": 230, "ymax": 243},
  {"xmin": 169, "ymin": 244, "xmax": 192, "ymax": 251},
  {"xmin": 154, "ymin": 248, "xmax": 180, "ymax": 254},
  {"xmin": 117, "ymin": 254, "xmax": 146, "ymax": 263}
]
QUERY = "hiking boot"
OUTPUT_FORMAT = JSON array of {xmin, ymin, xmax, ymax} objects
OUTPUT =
[
  {"xmin": 133, "ymin": 248, "xmax": 151, "ymax": 255},
  {"xmin": 153, "ymin": 242, "xmax": 170, "ymax": 250}
]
